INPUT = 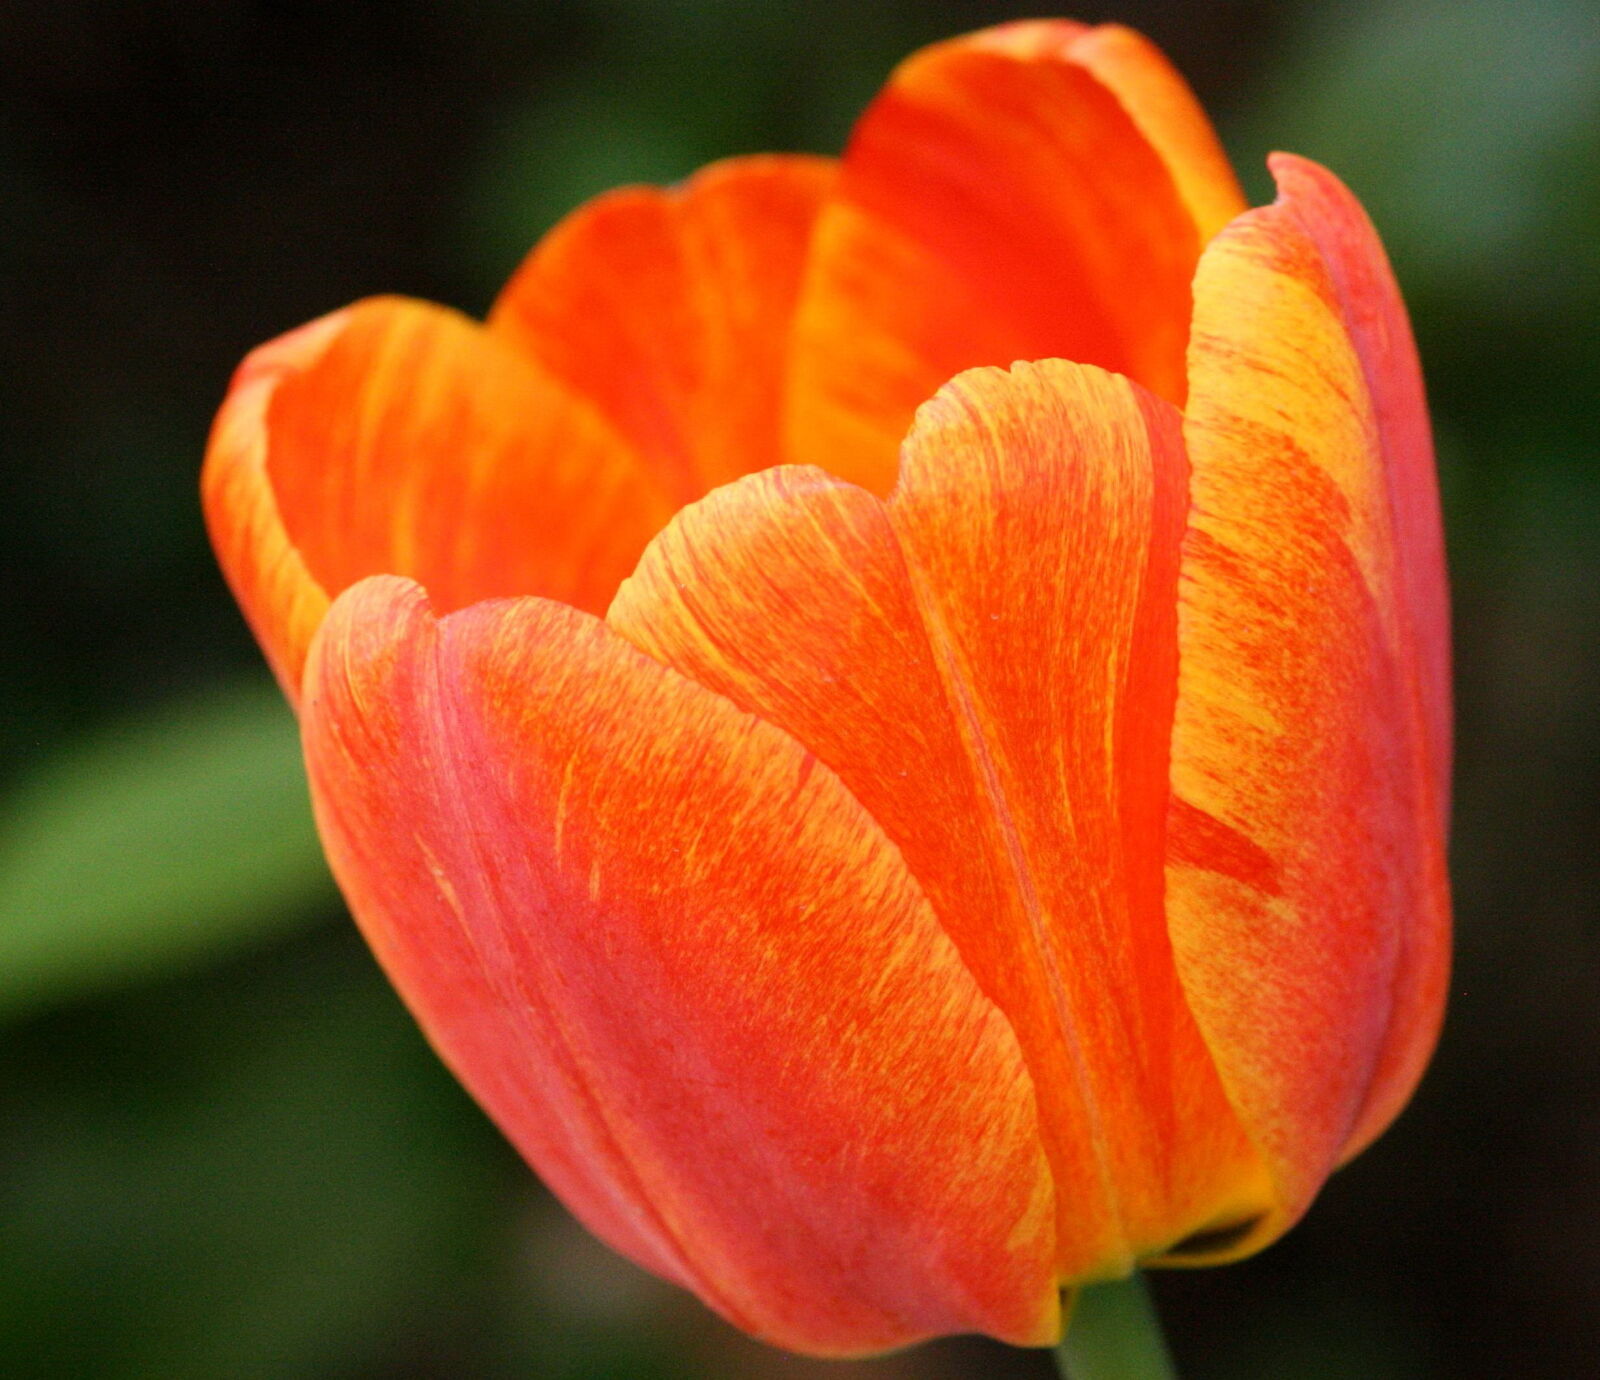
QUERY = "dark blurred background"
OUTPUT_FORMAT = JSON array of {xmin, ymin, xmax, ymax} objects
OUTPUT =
[{"xmin": 1, "ymin": 1, "xmax": 1596, "ymax": 1376}]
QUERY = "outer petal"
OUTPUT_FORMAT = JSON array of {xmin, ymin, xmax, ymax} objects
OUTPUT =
[
  {"xmin": 1167, "ymin": 158, "xmax": 1451, "ymax": 1226},
  {"xmin": 300, "ymin": 576, "xmax": 1059, "ymax": 1356},
  {"xmin": 1268, "ymin": 154, "xmax": 1451, "ymax": 820},
  {"xmin": 610, "ymin": 362, "xmax": 1272, "ymax": 1280},
  {"xmin": 1267, "ymin": 154, "xmax": 1452, "ymax": 1163},
  {"xmin": 783, "ymin": 23, "xmax": 1222, "ymax": 493},
  {"xmin": 202, "ymin": 295, "xmax": 673, "ymax": 701},
  {"xmin": 490, "ymin": 155, "xmax": 837, "ymax": 503}
]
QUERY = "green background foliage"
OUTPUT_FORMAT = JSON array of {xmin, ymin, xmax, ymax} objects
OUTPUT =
[{"xmin": 1, "ymin": 1, "xmax": 1595, "ymax": 1375}]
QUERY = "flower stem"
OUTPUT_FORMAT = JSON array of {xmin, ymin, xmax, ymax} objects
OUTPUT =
[{"xmin": 1053, "ymin": 1273, "xmax": 1178, "ymax": 1380}]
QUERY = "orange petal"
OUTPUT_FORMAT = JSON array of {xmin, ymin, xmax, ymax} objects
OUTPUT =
[
  {"xmin": 201, "ymin": 295, "xmax": 673, "ymax": 702},
  {"xmin": 1063, "ymin": 25, "xmax": 1247, "ymax": 241},
  {"xmin": 1168, "ymin": 158, "xmax": 1451, "ymax": 1224},
  {"xmin": 962, "ymin": 22, "xmax": 1244, "ymax": 239},
  {"xmin": 300, "ymin": 575, "xmax": 1059, "ymax": 1356},
  {"xmin": 490, "ymin": 155, "xmax": 837, "ymax": 504},
  {"xmin": 783, "ymin": 23, "xmax": 1213, "ymax": 494},
  {"xmin": 611, "ymin": 361, "xmax": 1272, "ymax": 1280},
  {"xmin": 202, "ymin": 311, "xmax": 342, "ymax": 699}
]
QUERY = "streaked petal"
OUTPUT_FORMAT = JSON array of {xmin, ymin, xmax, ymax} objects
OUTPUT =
[
  {"xmin": 784, "ymin": 24, "xmax": 1210, "ymax": 493},
  {"xmin": 611, "ymin": 361, "xmax": 1271, "ymax": 1278},
  {"xmin": 1168, "ymin": 158, "xmax": 1451, "ymax": 1223},
  {"xmin": 300, "ymin": 576, "xmax": 1059, "ymax": 1356},
  {"xmin": 491, "ymin": 155, "xmax": 837, "ymax": 502},
  {"xmin": 202, "ymin": 311, "xmax": 342, "ymax": 699},
  {"xmin": 1267, "ymin": 154, "xmax": 1451, "ymax": 816},
  {"xmin": 1265, "ymin": 154, "xmax": 1452, "ymax": 1162},
  {"xmin": 202, "ymin": 295, "xmax": 673, "ymax": 701}
]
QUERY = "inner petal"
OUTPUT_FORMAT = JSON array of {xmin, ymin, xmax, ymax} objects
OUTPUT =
[
  {"xmin": 489, "ymin": 154, "xmax": 837, "ymax": 505},
  {"xmin": 263, "ymin": 296, "xmax": 674, "ymax": 622},
  {"xmin": 783, "ymin": 34, "xmax": 1206, "ymax": 495}
]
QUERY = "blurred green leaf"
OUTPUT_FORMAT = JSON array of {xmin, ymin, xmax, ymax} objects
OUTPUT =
[
  {"xmin": 0, "ymin": 678, "xmax": 335, "ymax": 1023},
  {"xmin": 0, "ymin": 936, "xmax": 510, "ymax": 1380},
  {"xmin": 1229, "ymin": 0, "xmax": 1600, "ymax": 301}
]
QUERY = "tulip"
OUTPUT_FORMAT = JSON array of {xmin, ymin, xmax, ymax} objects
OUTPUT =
[{"xmin": 203, "ymin": 18, "xmax": 1450, "ymax": 1359}]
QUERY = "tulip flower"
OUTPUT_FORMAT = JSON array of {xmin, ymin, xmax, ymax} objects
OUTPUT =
[{"xmin": 203, "ymin": 18, "xmax": 1450, "ymax": 1361}]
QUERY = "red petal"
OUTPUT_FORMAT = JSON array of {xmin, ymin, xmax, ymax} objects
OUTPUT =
[
  {"xmin": 301, "ymin": 576, "xmax": 1059, "ymax": 1356},
  {"xmin": 783, "ymin": 23, "xmax": 1216, "ymax": 494},
  {"xmin": 1168, "ymin": 159, "xmax": 1451, "ymax": 1222},
  {"xmin": 611, "ymin": 361, "xmax": 1271, "ymax": 1278},
  {"xmin": 202, "ymin": 296, "xmax": 673, "ymax": 701},
  {"xmin": 491, "ymin": 155, "xmax": 837, "ymax": 503}
]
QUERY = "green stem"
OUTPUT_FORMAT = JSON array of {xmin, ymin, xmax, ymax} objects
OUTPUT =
[{"xmin": 1053, "ymin": 1273, "xmax": 1178, "ymax": 1380}]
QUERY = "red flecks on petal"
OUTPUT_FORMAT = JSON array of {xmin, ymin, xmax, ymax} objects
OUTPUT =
[
  {"xmin": 612, "ymin": 361, "xmax": 1272, "ymax": 1280},
  {"xmin": 301, "ymin": 575, "xmax": 1059, "ymax": 1356},
  {"xmin": 1168, "ymin": 158, "xmax": 1450, "ymax": 1229}
]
